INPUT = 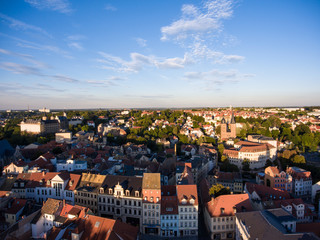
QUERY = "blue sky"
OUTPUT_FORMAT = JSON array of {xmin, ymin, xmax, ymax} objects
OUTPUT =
[{"xmin": 0, "ymin": 0, "xmax": 319, "ymax": 109}]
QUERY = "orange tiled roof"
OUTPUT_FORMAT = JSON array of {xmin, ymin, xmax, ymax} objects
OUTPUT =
[
  {"xmin": 176, "ymin": 184, "xmax": 198, "ymax": 205},
  {"xmin": 206, "ymin": 193, "xmax": 252, "ymax": 217}
]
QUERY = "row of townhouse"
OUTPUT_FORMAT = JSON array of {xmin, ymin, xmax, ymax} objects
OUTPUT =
[
  {"xmin": 28, "ymin": 198, "xmax": 139, "ymax": 240},
  {"xmin": 75, "ymin": 172, "xmax": 199, "ymax": 237},
  {"xmin": 11, "ymin": 172, "xmax": 80, "ymax": 204},
  {"xmin": 264, "ymin": 166, "xmax": 312, "ymax": 198},
  {"xmin": 8, "ymin": 171, "xmax": 199, "ymax": 237}
]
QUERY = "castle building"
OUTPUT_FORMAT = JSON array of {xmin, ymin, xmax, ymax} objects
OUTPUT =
[{"xmin": 20, "ymin": 116, "xmax": 60, "ymax": 134}]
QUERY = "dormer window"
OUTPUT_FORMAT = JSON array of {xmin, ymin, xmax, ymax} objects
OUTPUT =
[
  {"xmin": 221, "ymin": 208, "xmax": 225, "ymax": 214},
  {"xmin": 126, "ymin": 190, "xmax": 130, "ymax": 196},
  {"xmin": 150, "ymin": 197, "xmax": 153, "ymax": 202},
  {"xmin": 109, "ymin": 189, "xmax": 113, "ymax": 194},
  {"xmin": 144, "ymin": 196, "xmax": 147, "ymax": 201},
  {"xmin": 100, "ymin": 188, "xmax": 104, "ymax": 194},
  {"xmin": 69, "ymin": 181, "xmax": 73, "ymax": 186},
  {"xmin": 156, "ymin": 197, "xmax": 159, "ymax": 202},
  {"xmin": 190, "ymin": 198, "xmax": 195, "ymax": 204},
  {"xmin": 14, "ymin": 183, "xmax": 18, "ymax": 187},
  {"xmin": 135, "ymin": 191, "xmax": 139, "ymax": 197}
]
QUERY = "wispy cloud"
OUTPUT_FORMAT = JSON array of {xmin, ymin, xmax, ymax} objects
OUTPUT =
[
  {"xmin": 0, "ymin": 62, "xmax": 42, "ymax": 75},
  {"xmin": 0, "ymin": 13, "xmax": 51, "ymax": 37},
  {"xmin": 0, "ymin": 48, "xmax": 48, "ymax": 68},
  {"xmin": 134, "ymin": 37, "xmax": 147, "ymax": 47},
  {"xmin": 52, "ymin": 75, "xmax": 79, "ymax": 83},
  {"xmin": 183, "ymin": 69, "xmax": 255, "ymax": 90},
  {"xmin": 124, "ymin": 94, "xmax": 174, "ymax": 99},
  {"xmin": 156, "ymin": 53, "xmax": 193, "ymax": 69},
  {"xmin": 0, "ymin": 33, "xmax": 73, "ymax": 58},
  {"xmin": 161, "ymin": 0, "xmax": 233, "ymax": 42},
  {"xmin": 98, "ymin": 51, "xmax": 191, "ymax": 72},
  {"xmin": 105, "ymin": 4, "xmax": 117, "ymax": 11},
  {"xmin": 67, "ymin": 35, "xmax": 85, "ymax": 41},
  {"xmin": 68, "ymin": 42, "xmax": 83, "ymax": 50},
  {"xmin": 66, "ymin": 34, "xmax": 85, "ymax": 51},
  {"xmin": 25, "ymin": 0, "xmax": 72, "ymax": 14},
  {"xmin": 160, "ymin": 0, "xmax": 243, "ymax": 64}
]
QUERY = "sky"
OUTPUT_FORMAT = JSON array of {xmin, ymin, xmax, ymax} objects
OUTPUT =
[{"xmin": 0, "ymin": 0, "xmax": 319, "ymax": 110}]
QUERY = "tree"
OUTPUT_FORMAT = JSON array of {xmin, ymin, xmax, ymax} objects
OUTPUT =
[
  {"xmin": 218, "ymin": 144, "xmax": 225, "ymax": 162},
  {"xmin": 292, "ymin": 155, "xmax": 306, "ymax": 164},
  {"xmin": 221, "ymin": 155, "xmax": 228, "ymax": 162},
  {"xmin": 220, "ymin": 161, "xmax": 239, "ymax": 172},
  {"xmin": 265, "ymin": 159, "xmax": 273, "ymax": 168},
  {"xmin": 239, "ymin": 129, "xmax": 247, "ymax": 139},
  {"xmin": 242, "ymin": 159, "xmax": 250, "ymax": 171},
  {"xmin": 209, "ymin": 184, "xmax": 231, "ymax": 198},
  {"xmin": 215, "ymin": 125, "xmax": 221, "ymax": 136}
]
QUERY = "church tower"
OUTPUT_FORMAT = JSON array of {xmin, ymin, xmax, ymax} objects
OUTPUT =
[{"xmin": 220, "ymin": 108, "xmax": 236, "ymax": 140}]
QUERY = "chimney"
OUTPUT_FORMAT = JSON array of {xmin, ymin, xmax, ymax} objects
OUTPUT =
[
  {"xmin": 42, "ymin": 171, "xmax": 45, "ymax": 177},
  {"xmin": 63, "ymin": 199, "xmax": 65, "ymax": 207}
]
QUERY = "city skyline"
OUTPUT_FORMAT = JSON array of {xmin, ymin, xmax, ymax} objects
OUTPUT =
[{"xmin": 0, "ymin": 0, "xmax": 319, "ymax": 110}]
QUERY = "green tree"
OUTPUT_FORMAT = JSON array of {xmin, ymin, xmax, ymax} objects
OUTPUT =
[
  {"xmin": 215, "ymin": 125, "xmax": 221, "ymax": 136},
  {"xmin": 209, "ymin": 184, "xmax": 231, "ymax": 197},
  {"xmin": 242, "ymin": 159, "xmax": 250, "ymax": 171},
  {"xmin": 292, "ymin": 155, "xmax": 306, "ymax": 164},
  {"xmin": 218, "ymin": 144, "xmax": 225, "ymax": 161}
]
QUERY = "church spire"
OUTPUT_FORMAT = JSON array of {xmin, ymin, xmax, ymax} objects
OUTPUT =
[{"xmin": 230, "ymin": 105, "xmax": 235, "ymax": 124}]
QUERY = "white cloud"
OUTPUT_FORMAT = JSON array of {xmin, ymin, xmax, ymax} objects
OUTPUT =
[
  {"xmin": 98, "ymin": 51, "xmax": 192, "ymax": 72},
  {"xmin": 156, "ymin": 53, "xmax": 193, "ymax": 69},
  {"xmin": 68, "ymin": 42, "xmax": 83, "ymax": 50},
  {"xmin": 135, "ymin": 38, "xmax": 147, "ymax": 47},
  {"xmin": 0, "ymin": 33, "xmax": 72, "ymax": 58},
  {"xmin": 52, "ymin": 75, "xmax": 79, "ymax": 83},
  {"xmin": 0, "ymin": 62, "xmax": 42, "ymax": 75},
  {"xmin": 161, "ymin": 0, "xmax": 233, "ymax": 41},
  {"xmin": 159, "ymin": 0, "xmax": 244, "ymax": 65},
  {"xmin": 65, "ymin": 35, "xmax": 85, "ymax": 51},
  {"xmin": 105, "ymin": 4, "xmax": 117, "ymax": 11},
  {"xmin": 218, "ymin": 55, "xmax": 245, "ymax": 64},
  {"xmin": 0, "ymin": 13, "xmax": 51, "ymax": 37},
  {"xmin": 67, "ymin": 35, "xmax": 85, "ymax": 41},
  {"xmin": 0, "ymin": 48, "xmax": 48, "ymax": 68},
  {"xmin": 183, "ymin": 69, "xmax": 255, "ymax": 89},
  {"xmin": 25, "ymin": 0, "xmax": 72, "ymax": 14}
]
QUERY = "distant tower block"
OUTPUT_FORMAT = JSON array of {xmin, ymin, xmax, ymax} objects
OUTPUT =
[{"xmin": 220, "ymin": 110, "xmax": 236, "ymax": 140}]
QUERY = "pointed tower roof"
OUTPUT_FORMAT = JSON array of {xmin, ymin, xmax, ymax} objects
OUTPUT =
[
  {"xmin": 230, "ymin": 111, "xmax": 236, "ymax": 124},
  {"xmin": 221, "ymin": 117, "xmax": 226, "ymax": 124}
]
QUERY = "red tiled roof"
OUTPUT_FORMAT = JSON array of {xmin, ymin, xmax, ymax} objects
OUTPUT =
[
  {"xmin": 206, "ymin": 194, "xmax": 252, "ymax": 217},
  {"xmin": 76, "ymin": 214, "xmax": 139, "ymax": 240},
  {"xmin": 286, "ymin": 167, "xmax": 311, "ymax": 180},
  {"xmin": 176, "ymin": 184, "xmax": 198, "ymax": 205},
  {"xmin": 245, "ymin": 182, "xmax": 291, "ymax": 201},
  {"xmin": 265, "ymin": 166, "xmax": 280, "ymax": 177},
  {"xmin": 0, "ymin": 191, "xmax": 10, "ymax": 198},
  {"xmin": 6, "ymin": 198, "xmax": 27, "ymax": 214},
  {"xmin": 65, "ymin": 174, "xmax": 81, "ymax": 191}
]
